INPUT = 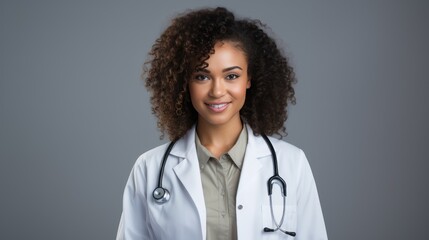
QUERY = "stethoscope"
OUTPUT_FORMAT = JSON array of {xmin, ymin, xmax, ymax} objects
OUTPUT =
[{"xmin": 152, "ymin": 134, "xmax": 296, "ymax": 237}]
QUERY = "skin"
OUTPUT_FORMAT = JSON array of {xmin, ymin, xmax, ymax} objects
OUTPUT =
[{"xmin": 189, "ymin": 41, "xmax": 251, "ymax": 158}]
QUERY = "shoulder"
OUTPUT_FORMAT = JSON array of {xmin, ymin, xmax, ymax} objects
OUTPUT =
[
  {"xmin": 257, "ymin": 135, "xmax": 309, "ymax": 170},
  {"xmin": 133, "ymin": 126, "xmax": 195, "ymax": 169},
  {"xmin": 256, "ymin": 134, "xmax": 306, "ymax": 160},
  {"xmin": 267, "ymin": 136, "xmax": 304, "ymax": 156},
  {"xmin": 245, "ymin": 124, "xmax": 304, "ymax": 158},
  {"xmin": 133, "ymin": 142, "xmax": 172, "ymax": 168}
]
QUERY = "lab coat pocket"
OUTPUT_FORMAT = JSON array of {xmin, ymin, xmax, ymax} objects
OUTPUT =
[{"xmin": 261, "ymin": 205, "xmax": 297, "ymax": 239}]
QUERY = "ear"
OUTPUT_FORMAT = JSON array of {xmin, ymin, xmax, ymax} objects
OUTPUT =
[{"xmin": 246, "ymin": 78, "xmax": 251, "ymax": 89}]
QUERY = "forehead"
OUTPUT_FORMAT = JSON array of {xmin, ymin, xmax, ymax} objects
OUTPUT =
[
  {"xmin": 214, "ymin": 40, "xmax": 245, "ymax": 53},
  {"xmin": 206, "ymin": 41, "xmax": 247, "ymax": 64},
  {"xmin": 192, "ymin": 40, "xmax": 248, "ymax": 72}
]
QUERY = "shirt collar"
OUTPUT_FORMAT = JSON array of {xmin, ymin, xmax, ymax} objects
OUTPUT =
[{"xmin": 195, "ymin": 126, "xmax": 248, "ymax": 169}]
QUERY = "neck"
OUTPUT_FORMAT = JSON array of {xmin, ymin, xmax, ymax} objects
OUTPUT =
[{"xmin": 196, "ymin": 118, "xmax": 243, "ymax": 159}]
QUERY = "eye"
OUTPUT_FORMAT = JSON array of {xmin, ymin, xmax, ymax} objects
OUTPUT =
[
  {"xmin": 226, "ymin": 74, "xmax": 239, "ymax": 80},
  {"xmin": 194, "ymin": 74, "xmax": 209, "ymax": 81}
]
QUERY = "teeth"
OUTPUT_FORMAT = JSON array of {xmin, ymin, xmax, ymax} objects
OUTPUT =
[{"xmin": 209, "ymin": 103, "xmax": 227, "ymax": 109}]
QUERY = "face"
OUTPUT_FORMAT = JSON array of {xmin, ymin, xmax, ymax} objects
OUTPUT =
[{"xmin": 188, "ymin": 41, "xmax": 251, "ymax": 128}]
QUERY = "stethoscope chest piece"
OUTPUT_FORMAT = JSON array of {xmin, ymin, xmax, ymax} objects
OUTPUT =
[{"xmin": 153, "ymin": 187, "xmax": 170, "ymax": 204}]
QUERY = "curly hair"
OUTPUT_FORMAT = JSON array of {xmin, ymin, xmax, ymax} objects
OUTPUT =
[{"xmin": 144, "ymin": 7, "xmax": 296, "ymax": 140}]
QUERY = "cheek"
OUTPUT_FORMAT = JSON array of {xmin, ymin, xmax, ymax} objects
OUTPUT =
[
  {"xmin": 231, "ymin": 82, "xmax": 249, "ymax": 99},
  {"xmin": 188, "ymin": 84, "xmax": 204, "ymax": 104}
]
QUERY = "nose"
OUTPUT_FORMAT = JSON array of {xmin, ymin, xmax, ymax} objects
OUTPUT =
[{"xmin": 209, "ymin": 78, "xmax": 226, "ymax": 98}]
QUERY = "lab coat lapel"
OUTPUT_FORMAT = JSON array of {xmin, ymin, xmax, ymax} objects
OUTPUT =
[
  {"xmin": 237, "ymin": 125, "xmax": 271, "ymax": 196},
  {"xmin": 170, "ymin": 126, "xmax": 206, "ymax": 240}
]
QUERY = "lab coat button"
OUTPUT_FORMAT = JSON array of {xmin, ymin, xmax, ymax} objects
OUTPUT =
[{"xmin": 237, "ymin": 205, "xmax": 243, "ymax": 210}]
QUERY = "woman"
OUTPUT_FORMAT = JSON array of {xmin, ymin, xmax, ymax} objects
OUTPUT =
[{"xmin": 117, "ymin": 7, "xmax": 327, "ymax": 240}]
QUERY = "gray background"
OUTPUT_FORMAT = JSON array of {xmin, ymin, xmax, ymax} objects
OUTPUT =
[{"xmin": 1, "ymin": 0, "xmax": 428, "ymax": 239}]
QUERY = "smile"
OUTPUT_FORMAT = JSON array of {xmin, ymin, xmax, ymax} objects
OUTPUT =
[
  {"xmin": 206, "ymin": 103, "xmax": 229, "ymax": 112},
  {"xmin": 208, "ymin": 103, "xmax": 227, "ymax": 108}
]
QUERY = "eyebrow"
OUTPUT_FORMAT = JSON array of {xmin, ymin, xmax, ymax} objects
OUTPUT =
[
  {"xmin": 223, "ymin": 66, "xmax": 243, "ymax": 72},
  {"xmin": 195, "ymin": 66, "xmax": 243, "ymax": 73}
]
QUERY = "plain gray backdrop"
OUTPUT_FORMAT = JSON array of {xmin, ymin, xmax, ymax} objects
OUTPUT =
[{"xmin": 1, "ymin": 0, "xmax": 428, "ymax": 239}]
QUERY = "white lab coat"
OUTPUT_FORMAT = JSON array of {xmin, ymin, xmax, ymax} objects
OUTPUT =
[{"xmin": 117, "ymin": 125, "xmax": 328, "ymax": 240}]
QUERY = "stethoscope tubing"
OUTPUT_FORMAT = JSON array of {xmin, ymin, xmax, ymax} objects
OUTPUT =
[{"xmin": 157, "ymin": 140, "xmax": 176, "ymax": 188}]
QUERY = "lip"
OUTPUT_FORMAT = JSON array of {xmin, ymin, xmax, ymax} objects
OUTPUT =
[{"xmin": 205, "ymin": 102, "xmax": 230, "ymax": 112}]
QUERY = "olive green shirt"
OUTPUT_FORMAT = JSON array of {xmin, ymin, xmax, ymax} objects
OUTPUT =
[{"xmin": 195, "ymin": 127, "xmax": 248, "ymax": 240}]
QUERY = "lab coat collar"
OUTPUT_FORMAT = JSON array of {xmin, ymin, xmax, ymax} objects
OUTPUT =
[
  {"xmin": 169, "ymin": 125, "xmax": 197, "ymax": 159},
  {"xmin": 244, "ymin": 124, "xmax": 272, "ymax": 158}
]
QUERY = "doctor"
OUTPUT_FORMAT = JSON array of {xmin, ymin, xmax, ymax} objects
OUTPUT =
[{"xmin": 117, "ymin": 7, "xmax": 327, "ymax": 240}]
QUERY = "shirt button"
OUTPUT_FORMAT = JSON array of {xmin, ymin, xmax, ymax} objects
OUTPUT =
[{"xmin": 237, "ymin": 205, "xmax": 243, "ymax": 210}]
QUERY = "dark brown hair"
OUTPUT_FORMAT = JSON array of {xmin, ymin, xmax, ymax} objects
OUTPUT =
[{"xmin": 144, "ymin": 7, "xmax": 296, "ymax": 140}]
